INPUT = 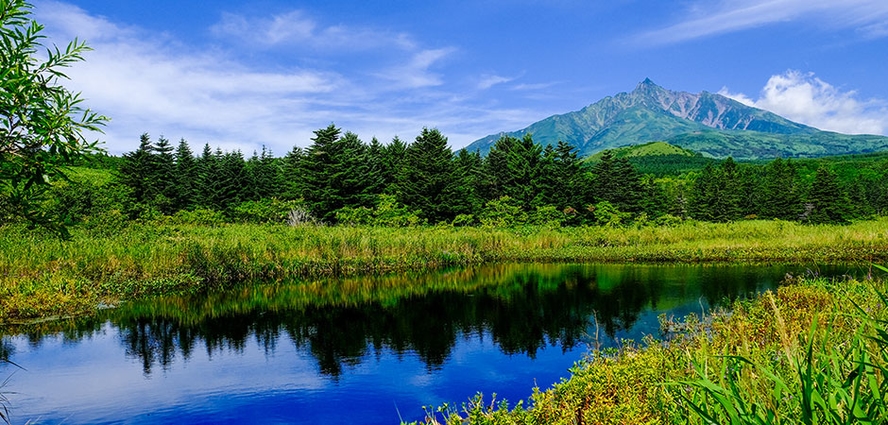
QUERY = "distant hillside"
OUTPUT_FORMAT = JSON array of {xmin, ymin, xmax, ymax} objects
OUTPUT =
[
  {"xmin": 467, "ymin": 79, "xmax": 888, "ymax": 160},
  {"xmin": 583, "ymin": 141, "xmax": 716, "ymax": 176},
  {"xmin": 584, "ymin": 141, "xmax": 698, "ymax": 161}
]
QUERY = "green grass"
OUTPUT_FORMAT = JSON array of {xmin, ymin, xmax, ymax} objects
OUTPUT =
[
  {"xmin": 1, "ymin": 218, "xmax": 888, "ymax": 322},
  {"xmin": 410, "ymin": 274, "xmax": 888, "ymax": 424}
]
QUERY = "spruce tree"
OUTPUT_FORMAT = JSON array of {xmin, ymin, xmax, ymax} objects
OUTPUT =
[
  {"xmin": 118, "ymin": 133, "xmax": 156, "ymax": 205},
  {"xmin": 382, "ymin": 137, "xmax": 408, "ymax": 195},
  {"xmin": 173, "ymin": 139, "xmax": 198, "ymax": 211},
  {"xmin": 399, "ymin": 128, "xmax": 455, "ymax": 223},
  {"xmin": 808, "ymin": 166, "xmax": 849, "ymax": 224},
  {"xmin": 151, "ymin": 136, "xmax": 177, "ymax": 213},
  {"xmin": 195, "ymin": 143, "xmax": 221, "ymax": 209},
  {"xmin": 298, "ymin": 125, "xmax": 380, "ymax": 222}
]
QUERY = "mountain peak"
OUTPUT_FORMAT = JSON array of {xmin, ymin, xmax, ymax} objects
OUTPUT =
[
  {"xmin": 634, "ymin": 78, "xmax": 660, "ymax": 92},
  {"xmin": 465, "ymin": 81, "xmax": 888, "ymax": 160}
]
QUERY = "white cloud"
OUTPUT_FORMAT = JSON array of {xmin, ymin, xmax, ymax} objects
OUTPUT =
[
  {"xmin": 635, "ymin": 0, "xmax": 888, "ymax": 45},
  {"xmin": 718, "ymin": 70, "xmax": 888, "ymax": 135},
  {"xmin": 211, "ymin": 10, "xmax": 416, "ymax": 51},
  {"xmin": 477, "ymin": 74, "xmax": 514, "ymax": 90},
  {"xmin": 375, "ymin": 47, "xmax": 457, "ymax": 89},
  {"xmin": 29, "ymin": 1, "xmax": 544, "ymax": 154}
]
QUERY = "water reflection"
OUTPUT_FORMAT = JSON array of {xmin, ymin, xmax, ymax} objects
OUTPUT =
[
  {"xmin": 1, "ymin": 263, "xmax": 850, "ymax": 425},
  {"xmin": 89, "ymin": 263, "xmax": 778, "ymax": 378}
]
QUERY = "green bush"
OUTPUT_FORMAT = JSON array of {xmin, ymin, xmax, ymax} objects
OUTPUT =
[{"xmin": 479, "ymin": 196, "xmax": 527, "ymax": 227}]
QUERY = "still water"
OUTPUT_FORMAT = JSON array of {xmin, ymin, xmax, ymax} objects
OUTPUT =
[{"xmin": 0, "ymin": 263, "xmax": 856, "ymax": 424}]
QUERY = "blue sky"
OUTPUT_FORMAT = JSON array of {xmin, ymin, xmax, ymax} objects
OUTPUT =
[{"xmin": 34, "ymin": 0, "xmax": 888, "ymax": 155}]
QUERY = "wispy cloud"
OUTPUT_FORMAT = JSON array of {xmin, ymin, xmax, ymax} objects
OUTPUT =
[
  {"xmin": 374, "ymin": 47, "xmax": 457, "ymax": 89},
  {"xmin": 211, "ymin": 10, "xmax": 416, "ymax": 51},
  {"xmin": 31, "ymin": 1, "xmax": 538, "ymax": 153},
  {"xmin": 477, "ymin": 74, "xmax": 515, "ymax": 90},
  {"xmin": 634, "ymin": 0, "xmax": 888, "ymax": 45},
  {"xmin": 719, "ymin": 70, "xmax": 888, "ymax": 135}
]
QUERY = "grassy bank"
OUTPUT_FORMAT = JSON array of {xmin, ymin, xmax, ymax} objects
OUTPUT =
[
  {"xmin": 412, "ymin": 274, "xmax": 888, "ymax": 424},
  {"xmin": 1, "ymin": 218, "xmax": 887, "ymax": 322}
]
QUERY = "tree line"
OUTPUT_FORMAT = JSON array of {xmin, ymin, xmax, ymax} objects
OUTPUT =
[{"xmin": 65, "ymin": 124, "xmax": 888, "ymax": 227}]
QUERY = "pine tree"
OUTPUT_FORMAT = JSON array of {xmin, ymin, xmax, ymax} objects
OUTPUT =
[
  {"xmin": 451, "ymin": 148, "xmax": 483, "ymax": 218},
  {"xmin": 808, "ymin": 166, "xmax": 849, "ymax": 224},
  {"xmin": 591, "ymin": 151, "xmax": 644, "ymax": 214},
  {"xmin": 195, "ymin": 143, "xmax": 221, "ymax": 209},
  {"xmin": 151, "ymin": 136, "xmax": 176, "ymax": 213},
  {"xmin": 246, "ymin": 146, "xmax": 280, "ymax": 200},
  {"xmin": 118, "ymin": 133, "xmax": 156, "ymax": 205},
  {"xmin": 173, "ymin": 139, "xmax": 198, "ymax": 211},
  {"xmin": 760, "ymin": 158, "xmax": 803, "ymax": 220},
  {"xmin": 281, "ymin": 146, "xmax": 304, "ymax": 200},
  {"xmin": 399, "ymin": 128, "xmax": 455, "ymax": 223},
  {"xmin": 298, "ymin": 125, "xmax": 380, "ymax": 222},
  {"xmin": 503, "ymin": 134, "xmax": 542, "ymax": 209},
  {"xmin": 383, "ymin": 136, "xmax": 408, "ymax": 194},
  {"xmin": 216, "ymin": 150, "xmax": 248, "ymax": 209}
]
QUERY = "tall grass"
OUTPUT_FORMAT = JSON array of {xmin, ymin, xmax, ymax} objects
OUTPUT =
[
  {"xmin": 410, "ymin": 274, "xmax": 888, "ymax": 424},
  {"xmin": 1, "ymin": 218, "xmax": 888, "ymax": 321}
]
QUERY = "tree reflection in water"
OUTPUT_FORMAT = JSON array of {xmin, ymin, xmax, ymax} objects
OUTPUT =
[{"xmin": 97, "ymin": 263, "xmax": 776, "ymax": 378}]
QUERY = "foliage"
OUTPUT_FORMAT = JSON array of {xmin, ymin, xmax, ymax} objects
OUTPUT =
[
  {"xmin": 0, "ymin": 0, "xmax": 107, "ymax": 234},
  {"xmin": 479, "ymin": 196, "xmax": 527, "ymax": 227},
  {"xmin": 3, "ymin": 218, "xmax": 888, "ymax": 322},
  {"xmin": 414, "ymin": 273, "xmax": 888, "ymax": 424}
]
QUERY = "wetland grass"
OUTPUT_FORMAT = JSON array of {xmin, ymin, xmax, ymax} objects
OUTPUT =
[
  {"xmin": 1, "ymin": 218, "xmax": 887, "ymax": 322},
  {"xmin": 411, "ymin": 274, "xmax": 888, "ymax": 424}
]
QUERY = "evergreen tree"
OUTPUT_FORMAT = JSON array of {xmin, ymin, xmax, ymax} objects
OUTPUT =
[
  {"xmin": 688, "ymin": 158, "xmax": 743, "ymax": 222},
  {"xmin": 151, "ymin": 136, "xmax": 176, "ymax": 213},
  {"xmin": 173, "ymin": 139, "xmax": 198, "ymax": 211},
  {"xmin": 451, "ymin": 148, "xmax": 484, "ymax": 218},
  {"xmin": 807, "ymin": 166, "xmax": 849, "ymax": 224},
  {"xmin": 195, "ymin": 143, "xmax": 221, "ymax": 209},
  {"xmin": 298, "ymin": 125, "xmax": 379, "ymax": 222},
  {"xmin": 246, "ymin": 146, "xmax": 280, "ymax": 200},
  {"xmin": 382, "ymin": 136, "xmax": 408, "ymax": 194},
  {"xmin": 216, "ymin": 150, "xmax": 248, "ymax": 209},
  {"xmin": 281, "ymin": 145, "xmax": 304, "ymax": 200},
  {"xmin": 503, "ymin": 134, "xmax": 542, "ymax": 209},
  {"xmin": 480, "ymin": 135, "xmax": 517, "ymax": 202},
  {"xmin": 399, "ymin": 128, "xmax": 455, "ymax": 223},
  {"xmin": 591, "ymin": 151, "xmax": 644, "ymax": 213},
  {"xmin": 118, "ymin": 133, "xmax": 156, "ymax": 205},
  {"xmin": 760, "ymin": 158, "xmax": 803, "ymax": 220}
]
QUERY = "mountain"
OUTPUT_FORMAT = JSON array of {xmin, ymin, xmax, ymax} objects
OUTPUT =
[{"xmin": 467, "ymin": 79, "xmax": 888, "ymax": 159}]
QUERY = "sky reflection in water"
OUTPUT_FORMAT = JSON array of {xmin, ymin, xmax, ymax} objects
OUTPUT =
[{"xmin": 0, "ymin": 263, "xmax": 849, "ymax": 424}]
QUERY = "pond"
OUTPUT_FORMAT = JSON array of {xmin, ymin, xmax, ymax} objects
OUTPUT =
[{"xmin": 0, "ymin": 263, "xmax": 858, "ymax": 424}]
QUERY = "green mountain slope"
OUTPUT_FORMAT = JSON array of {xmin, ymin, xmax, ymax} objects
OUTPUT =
[
  {"xmin": 585, "ymin": 141, "xmax": 698, "ymax": 161},
  {"xmin": 467, "ymin": 79, "xmax": 888, "ymax": 160}
]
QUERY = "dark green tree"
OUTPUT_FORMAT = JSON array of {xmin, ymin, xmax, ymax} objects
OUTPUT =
[
  {"xmin": 480, "ymin": 135, "xmax": 517, "ymax": 202},
  {"xmin": 382, "ymin": 136, "xmax": 408, "ymax": 194},
  {"xmin": 760, "ymin": 158, "xmax": 803, "ymax": 220},
  {"xmin": 246, "ymin": 146, "xmax": 280, "ymax": 200},
  {"xmin": 216, "ymin": 150, "xmax": 248, "ymax": 210},
  {"xmin": 399, "ymin": 128, "xmax": 455, "ymax": 223},
  {"xmin": 807, "ymin": 166, "xmax": 849, "ymax": 224},
  {"xmin": 118, "ymin": 133, "xmax": 156, "ymax": 205},
  {"xmin": 299, "ymin": 125, "xmax": 380, "ymax": 222},
  {"xmin": 451, "ymin": 148, "xmax": 484, "ymax": 219},
  {"xmin": 591, "ymin": 151, "xmax": 644, "ymax": 214},
  {"xmin": 173, "ymin": 139, "xmax": 198, "ymax": 211},
  {"xmin": 195, "ymin": 144, "xmax": 221, "ymax": 209},
  {"xmin": 281, "ymin": 145, "xmax": 304, "ymax": 200},
  {"xmin": 151, "ymin": 136, "xmax": 176, "ymax": 213}
]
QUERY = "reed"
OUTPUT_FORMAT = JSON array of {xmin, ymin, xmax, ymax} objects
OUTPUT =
[
  {"xmin": 411, "ymin": 274, "xmax": 888, "ymax": 424},
  {"xmin": 1, "ymin": 218, "xmax": 888, "ymax": 322}
]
